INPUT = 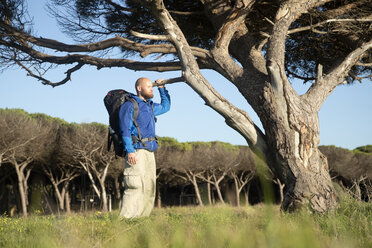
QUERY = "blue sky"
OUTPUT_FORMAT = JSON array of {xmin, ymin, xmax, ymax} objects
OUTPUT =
[{"xmin": 0, "ymin": 1, "xmax": 371, "ymax": 150}]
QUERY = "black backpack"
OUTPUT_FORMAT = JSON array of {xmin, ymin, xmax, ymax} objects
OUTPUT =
[{"xmin": 103, "ymin": 89, "xmax": 140, "ymax": 157}]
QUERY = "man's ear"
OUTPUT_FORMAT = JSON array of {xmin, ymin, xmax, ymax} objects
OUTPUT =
[{"xmin": 136, "ymin": 85, "xmax": 141, "ymax": 93}]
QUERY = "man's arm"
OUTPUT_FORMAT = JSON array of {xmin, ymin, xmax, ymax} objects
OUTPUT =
[{"xmin": 153, "ymin": 79, "xmax": 171, "ymax": 116}]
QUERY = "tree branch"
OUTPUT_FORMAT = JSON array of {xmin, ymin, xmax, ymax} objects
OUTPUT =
[
  {"xmin": 1, "ymin": 21, "xmax": 211, "ymax": 59},
  {"xmin": 152, "ymin": 76, "xmax": 185, "ymax": 87},
  {"xmin": 285, "ymin": 64, "xmax": 315, "ymax": 83},
  {"xmin": 349, "ymin": 72, "xmax": 372, "ymax": 83},
  {"xmin": 130, "ymin": 30, "xmax": 169, "ymax": 41},
  {"xmin": 267, "ymin": 0, "xmax": 334, "ymax": 91},
  {"xmin": 213, "ymin": 0, "xmax": 253, "ymax": 51},
  {"xmin": 210, "ymin": 0, "xmax": 252, "ymax": 81},
  {"xmin": 305, "ymin": 39, "xmax": 372, "ymax": 110},
  {"xmin": 16, "ymin": 60, "xmax": 84, "ymax": 87},
  {"xmin": 321, "ymin": 1, "xmax": 370, "ymax": 19},
  {"xmin": 23, "ymin": 33, "xmax": 208, "ymax": 59},
  {"xmin": 356, "ymin": 62, "xmax": 372, "ymax": 67},
  {"xmin": 103, "ymin": 0, "xmax": 135, "ymax": 13},
  {"xmin": 288, "ymin": 17, "xmax": 372, "ymax": 35},
  {"xmin": 168, "ymin": 10, "xmax": 204, "ymax": 16}
]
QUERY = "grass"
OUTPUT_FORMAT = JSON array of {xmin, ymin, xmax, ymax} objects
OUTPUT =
[{"xmin": 0, "ymin": 194, "xmax": 371, "ymax": 248}]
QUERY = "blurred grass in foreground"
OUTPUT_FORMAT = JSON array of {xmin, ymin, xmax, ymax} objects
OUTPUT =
[{"xmin": 0, "ymin": 192, "xmax": 371, "ymax": 248}]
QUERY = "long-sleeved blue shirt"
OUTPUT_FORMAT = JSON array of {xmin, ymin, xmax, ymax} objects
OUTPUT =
[{"xmin": 118, "ymin": 87, "xmax": 170, "ymax": 153}]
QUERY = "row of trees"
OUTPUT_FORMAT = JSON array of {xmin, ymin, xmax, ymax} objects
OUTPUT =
[
  {"xmin": 1, "ymin": 109, "xmax": 371, "ymax": 217},
  {"xmin": 320, "ymin": 145, "xmax": 372, "ymax": 202},
  {"xmin": 156, "ymin": 138, "xmax": 258, "ymax": 207},
  {"xmin": 0, "ymin": 108, "xmax": 258, "ymax": 216}
]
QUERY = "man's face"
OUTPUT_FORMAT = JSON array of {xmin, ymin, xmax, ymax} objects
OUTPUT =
[{"xmin": 138, "ymin": 80, "xmax": 154, "ymax": 100}]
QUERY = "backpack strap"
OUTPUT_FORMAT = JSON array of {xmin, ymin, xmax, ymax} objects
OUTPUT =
[
  {"xmin": 151, "ymin": 101, "xmax": 157, "ymax": 123},
  {"xmin": 107, "ymin": 128, "xmax": 112, "ymax": 152},
  {"xmin": 128, "ymin": 97, "xmax": 145, "ymax": 145},
  {"xmin": 131, "ymin": 136, "xmax": 158, "ymax": 145}
]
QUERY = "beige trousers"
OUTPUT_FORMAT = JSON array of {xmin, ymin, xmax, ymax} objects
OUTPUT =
[{"xmin": 119, "ymin": 149, "xmax": 156, "ymax": 218}]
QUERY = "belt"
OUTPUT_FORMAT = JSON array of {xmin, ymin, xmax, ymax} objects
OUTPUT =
[{"xmin": 132, "ymin": 135, "xmax": 158, "ymax": 146}]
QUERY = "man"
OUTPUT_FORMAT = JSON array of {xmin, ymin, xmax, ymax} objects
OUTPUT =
[{"xmin": 118, "ymin": 77, "xmax": 170, "ymax": 218}]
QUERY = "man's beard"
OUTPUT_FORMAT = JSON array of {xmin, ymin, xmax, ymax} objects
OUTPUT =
[{"xmin": 143, "ymin": 92, "xmax": 154, "ymax": 99}]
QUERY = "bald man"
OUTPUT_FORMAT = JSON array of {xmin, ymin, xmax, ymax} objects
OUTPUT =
[{"xmin": 118, "ymin": 77, "xmax": 170, "ymax": 218}]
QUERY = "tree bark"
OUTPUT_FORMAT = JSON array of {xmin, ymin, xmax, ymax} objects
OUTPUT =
[
  {"xmin": 17, "ymin": 173, "xmax": 27, "ymax": 217},
  {"xmin": 113, "ymin": 175, "xmax": 122, "ymax": 208},
  {"xmin": 113, "ymin": 175, "xmax": 121, "ymax": 201},
  {"xmin": 97, "ymin": 163, "xmax": 110, "ymax": 212},
  {"xmin": 207, "ymin": 181, "xmax": 212, "ymax": 205},
  {"xmin": 59, "ymin": 186, "xmax": 66, "ymax": 211},
  {"xmin": 214, "ymin": 182, "xmax": 225, "ymax": 204},
  {"xmin": 99, "ymin": 179, "xmax": 108, "ymax": 212},
  {"xmin": 233, "ymin": 176, "xmax": 240, "ymax": 207},
  {"xmin": 65, "ymin": 190, "xmax": 71, "ymax": 213},
  {"xmin": 11, "ymin": 155, "xmax": 32, "ymax": 217},
  {"xmin": 244, "ymin": 183, "xmax": 250, "ymax": 206},
  {"xmin": 156, "ymin": 185, "xmax": 162, "ymax": 208},
  {"xmin": 190, "ymin": 174, "xmax": 203, "ymax": 207},
  {"xmin": 261, "ymin": 105, "xmax": 337, "ymax": 211}
]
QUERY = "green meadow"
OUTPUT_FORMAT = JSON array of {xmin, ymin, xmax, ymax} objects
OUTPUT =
[{"xmin": 0, "ymin": 190, "xmax": 371, "ymax": 248}]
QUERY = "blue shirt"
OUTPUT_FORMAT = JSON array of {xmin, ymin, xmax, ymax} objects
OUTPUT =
[{"xmin": 118, "ymin": 87, "xmax": 170, "ymax": 153}]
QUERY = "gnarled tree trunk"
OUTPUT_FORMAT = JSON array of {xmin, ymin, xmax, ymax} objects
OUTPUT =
[{"xmin": 262, "ymin": 106, "xmax": 336, "ymax": 211}]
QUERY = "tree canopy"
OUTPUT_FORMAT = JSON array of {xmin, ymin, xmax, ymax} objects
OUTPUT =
[{"xmin": 1, "ymin": 0, "xmax": 370, "ymax": 84}]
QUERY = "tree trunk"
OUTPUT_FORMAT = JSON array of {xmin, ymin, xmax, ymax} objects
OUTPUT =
[
  {"xmin": 113, "ymin": 175, "xmax": 121, "ymax": 200},
  {"xmin": 62, "ymin": 181, "xmax": 71, "ymax": 212},
  {"xmin": 354, "ymin": 179, "xmax": 362, "ymax": 200},
  {"xmin": 79, "ymin": 162, "xmax": 101, "ymax": 199},
  {"xmin": 99, "ymin": 180, "xmax": 108, "ymax": 212},
  {"xmin": 244, "ymin": 184, "xmax": 250, "ymax": 205},
  {"xmin": 12, "ymin": 158, "xmax": 32, "ymax": 217},
  {"xmin": 98, "ymin": 163, "xmax": 110, "ymax": 212},
  {"xmin": 156, "ymin": 185, "xmax": 162, "ymax": 208},
  {"xmin": 0, "ymin": 181, "xmax": 5, "ymax": 204},
  {"xmin": 215, "ymin": 184, "xmax": 225, "ymax": 204},
  {"xmin": 191, "ymin": 175, "xmax": 203, "ymax": 206},
  {"xmin": 17, "ymin": 174, "xmax": 27, "ymax": 217},
  {"xmin": 274, "ymin": 178, "xmax": 285, "ymax": 205},
  {"xmin": 65, "ymin": 190, "xmax": 71, "ymax": 213},
  {"xmin": 207, "ymin": 182, "xmax": 212, "ymax": 205},
  {"xmin": 22, "ymin": 168, "xmax": 32, "ymax": 208},
  {"xmin": 260, "ymin": 101, "xmax": 337, "ymax": 212},
  {"xmin": 282, "ymin": 153, "xmax": 336, "ymax": 212},
  {"xmin": 197, "ymin": 171, "xmax": 227, "ymax": 205},
  {"xmin": 232, "ymin": 74, "xmax": 338, "ymax": 212},
  {"xmin": 113, "ymin": 175, "xmax": 122, "ymax": 208},
  {"xmin": 53, "ymin": 183, "xmax": 65, "ymax": 211},
  {"xmin": 233, "ymin": 176, "xmax": 240, "ymax": 207},
  {"xmin": 87, "ymin": 171, "xmax": 101, "ymax": 199}
]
